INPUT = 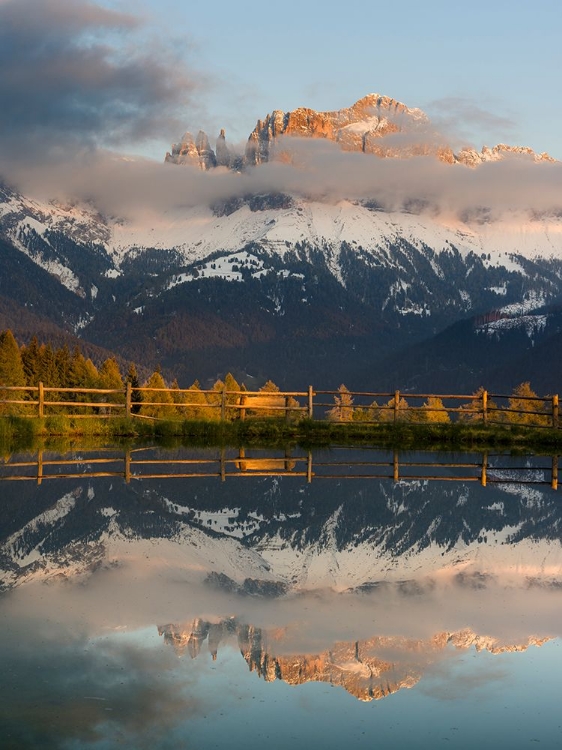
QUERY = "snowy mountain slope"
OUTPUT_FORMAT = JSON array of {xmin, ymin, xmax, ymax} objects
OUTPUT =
[
  {"xmin": 109, "ymin": 199, "xmax": 562, "ymax": 266},
  {"xmin": 2, "ymin": 92, "xmax": 562, "ymax": 387},
  {"xmin": 4, "ymin": 182, "xmax": 562, "ymax": 327}
]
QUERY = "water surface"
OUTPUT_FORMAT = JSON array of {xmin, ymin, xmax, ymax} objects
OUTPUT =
[{"xmin": 1, "ymin": 447, "xmax": 561, "ymax": 748}]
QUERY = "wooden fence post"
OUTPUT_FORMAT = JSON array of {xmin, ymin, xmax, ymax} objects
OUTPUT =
[
  {"xmin": 308, "ymin": 386, "xmax": 314, "ymax": 419},
  {"xmin": 285, "ymin": 396, "xmax": 291, "ymax": 423},
  {"xmin": 38, "ymin": 381, "xmax": 44, "ymax": 418},
  {"xmin": 239, "ymin": 393, "xmax": 246, "ymax": 421},
  {"xmin": 393, "ymin": 450, "xmax": 399, "ymax": 481},
  {"xmin": 125, "ymin": 450, "xmax": 131, "ymax": 484},
  {"xmin": 37, "ymin": 450, "xmax": 43, "ymax": 485},
  {"xmin": 552, "ymin": 456, "xmax": 558, "ymax": 490},
  {"xmin": 481, "ymin": 452, "xmax": 487, "ymax": 487},
  {"xmin": 394, "ymin": 391, "xmax": 400, "ymax": 424},
  {"xmin": 125, "ymin": 382, "xmax": 132, "ymax": 419},
  {"xmin": 220, "ymin": 447, "xmax": 226, "ymax": 481},
  {"xmin": 307, "ymin": 452, "xmax": 313, "ymax": 483},
  {"xmin": 552, "ymin": 395, "xmax": 559, "ymax": 429},
  {"xmin": 482, "ymin": 390, "xmax": 488, "ymax": 425}
]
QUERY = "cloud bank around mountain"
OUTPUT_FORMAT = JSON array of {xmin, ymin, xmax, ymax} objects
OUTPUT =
[
  {"xmin": 1, "ymin": 0, "xmax": 561, "ymax": 222},
  {"xmin": 13, "ymin": 137, "xmax": 562, "ymax": 223}
]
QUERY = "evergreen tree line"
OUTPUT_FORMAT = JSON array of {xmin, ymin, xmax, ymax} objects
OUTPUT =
[
  {"xmin": 0, "ymin": 329, "xmax": 283, "ymax": 419},
  {"xmin": 0, "ymin": 329, "xmax": 557, "ymax": 425}
]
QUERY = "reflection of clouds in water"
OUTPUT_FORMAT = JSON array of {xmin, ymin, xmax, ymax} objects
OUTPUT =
[
  {"xmin": 420, "ymin": 656, "xmax": 509, "ymax": 702},
  {"xmin": 0, "ymin": 620, "xmax": 206, "ymax": 749}
]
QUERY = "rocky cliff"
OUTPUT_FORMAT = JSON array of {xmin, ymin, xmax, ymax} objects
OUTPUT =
[{"xmin": 165, "ymin": 93, "xmax": 554, "ymax": 169}]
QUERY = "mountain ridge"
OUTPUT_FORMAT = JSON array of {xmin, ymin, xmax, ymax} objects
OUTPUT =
[
  {"xmin": 165, "ymin": 93, "xmax": 555, "ymax": 169},
  {"xmin": 1, "ymin": 93, "xmax": 562, "ymax": 390}
]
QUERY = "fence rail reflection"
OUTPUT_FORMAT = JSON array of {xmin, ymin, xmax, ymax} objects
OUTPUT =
[{"xmin": 0, "ymin": 449, "xmax": 559, "ymax": 489}]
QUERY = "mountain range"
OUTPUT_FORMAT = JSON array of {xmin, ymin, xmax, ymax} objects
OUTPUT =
[{"xmin": 1, "ymin": 94, "xmax": 561, "ymax": 391}]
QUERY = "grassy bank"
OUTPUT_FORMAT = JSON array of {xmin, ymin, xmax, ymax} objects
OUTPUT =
[{"xmin": 1, "ymin": 415, "xmax": 562, "ymax": 454}]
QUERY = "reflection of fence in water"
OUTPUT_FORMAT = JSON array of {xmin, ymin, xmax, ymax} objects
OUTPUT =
[{"xmin": 0, "ymin": 449, "xmax": 559, "ymax": 489}]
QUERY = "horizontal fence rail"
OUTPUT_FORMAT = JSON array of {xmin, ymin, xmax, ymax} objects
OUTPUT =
[
  {"xmin": 0, "ymin": 384, "xmax": 560, "ymax": 428},
  {"xmin": 0, "ymin": 449, "xmax": 559, "ymax": 489}
]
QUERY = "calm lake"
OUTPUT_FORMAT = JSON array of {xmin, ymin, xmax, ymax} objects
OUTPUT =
[{"xmin": 1, "ymin": 447, "xmax": 561, "ymax": 749}]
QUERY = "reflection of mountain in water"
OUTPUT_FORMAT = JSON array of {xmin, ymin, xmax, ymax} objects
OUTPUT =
[
  {"xmin": 158, "ymin": 617, "xmax": 549, "ymax": 702},
  {"xmin": 1, "ymin": 450, "xmax": 561, "ymax": 590}
]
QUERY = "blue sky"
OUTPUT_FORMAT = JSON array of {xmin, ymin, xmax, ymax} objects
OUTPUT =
[
  {"xmin": 1, "ymin": 0, "xmax": 560, "ymax": 212},
  {"xmin": 122, "ymin": 0, "xmax": 562, "ymax": 159}
]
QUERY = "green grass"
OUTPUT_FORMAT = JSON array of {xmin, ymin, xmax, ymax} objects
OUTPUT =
[{"xmin": 1, "ymin": 415, "xmax": 562, "ymax": 454}]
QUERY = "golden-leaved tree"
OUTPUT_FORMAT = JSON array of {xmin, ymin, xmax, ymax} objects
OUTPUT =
[
  {"xmin": 504, "ymin": 382, "xmax": 549, "ymax": 426},
  {"xmin": 327, "ymin": 384, "xmax": 354, "ymax": 422},
  {"xmin": 140, "ymin": 371, "xmax": 175, "ymax": 418},
  {"xmin": 379, "ymin": 394, "xmax": 410, "ymax": 422},
  {"xmin": 414, "ymin": 397, "xmax": 450, "ymax": 423},
  {"xmin": 183, "ymin": 380, "xmax": 209, "ymax": 420}
]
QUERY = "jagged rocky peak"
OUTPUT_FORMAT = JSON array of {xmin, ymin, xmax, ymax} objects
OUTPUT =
[
  {"xmin": 165, "ymin": 129, "xmax": 218, "ymax": 170},
  {"xmin": 245, "ymin": 93, "xmax": 429, "ymax": 164},
  {"xmin": 456, "ymin": 142, "xmax": 555, "ymax": 167},
  {"xmin": 215, "ymin": 128, "xmax": 231, "ymax": 168},
  {"xmin": 165, "ymin": 94, "xmax": 556, "ymax": 170}
]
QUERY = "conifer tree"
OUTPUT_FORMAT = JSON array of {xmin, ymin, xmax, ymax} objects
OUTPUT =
[
  {"xmin": 169, "ymin": 378, "xmax": 187, "ymax": 416},
  {"xmin": 140, "ymin": 371, "xmax": 174, "ymax": 418},
  {"xmin": 68, "ymin": 348, "xmax": 98, "ymax": 411},
  {"xmin": 38, "ymin": 344, "xmax": 59, "ymax": 387},
  {"xmin": 0, "ymin": 330, "xmax": 26, "ymax": 413},
  {"xmin": 184, "ymin": 380, "xmax": 209, "ymax": 420},
  {"xmin": 0, "ymin": 330, "xmax": 26, "ymax": 387},
  {"xmin": 380, "ymin": 394, "xmax": 410, "ymax": 422},
  {"xmin": 458, "ymin": 387, "xmax": 497, "ymax": 424},
  {"xmin": 260, "ymin": 380, "xmax": 279, "ymax": 392},
  {"xmin": 55, "ymin": 345, "xmax": 71, "ymax": 397},
  {"xmin": 414, "ymin": 396, "xmax": 450, "ymax": 423},
  {"xmin": 224, "ymin": 372, "xmax": 241, "ymax": 419},
  {"xmin": 126, "ymin": 363, "xmax": 142, "ymax": 414},
  {"xmin": 21, "ymin": 336, "xmax": 41, "ymax": 386},
  {"xmin": 327, "ymin": 384, "xmax": 354, "ymax": 422},
  {"xmin": 98, "ymin": 358, "xmax": 124, "ymax": 404},
  {"xmin": 256, "ymin": 379, "xmax": 283, "ymax": 417},
  {"xmin": 206, "ymin": 378, "xmax": 225, "ymax": 419},
  {"xmin": 505, "ymin": 382, "xmax": 548, "ymax": 426}
]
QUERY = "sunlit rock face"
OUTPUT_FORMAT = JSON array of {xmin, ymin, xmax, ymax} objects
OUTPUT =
[
  {"xmin": 456, "ymin": 143, "xmax": 555, "ymax": 167},
  {"xmin": 165, "ymin": 94, "xmax": 554, "ymax": 170},
  {"xmin": 158, "ymin": 618, "xmax": 550, "ymax": 702},
  {"xmin": 244, "ymin": 94, "xmax": 429, "ymax": 165},
  {"xmin": 165, "ymin": 129, "xmax": 218, "ymax": 169}
]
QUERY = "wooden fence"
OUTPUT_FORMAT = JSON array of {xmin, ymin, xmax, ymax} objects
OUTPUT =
[
  {"xmin": 0, "ymin": 448, "xmax": 559, "ymax": 488},
  {"xmin": 0, "ymin": 384, "xmax": 560, "ymax": 428}
]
